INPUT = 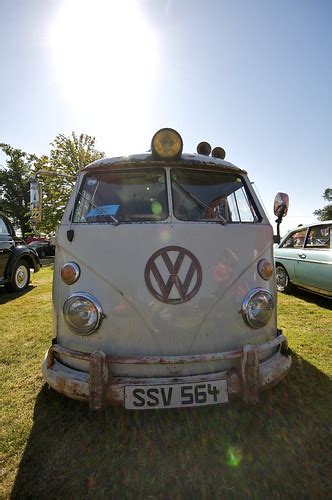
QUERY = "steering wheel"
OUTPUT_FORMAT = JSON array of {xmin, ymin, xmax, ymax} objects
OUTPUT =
[{"xmin": 203, "ymin": 197, "xmax": 224, "ymax": 219}]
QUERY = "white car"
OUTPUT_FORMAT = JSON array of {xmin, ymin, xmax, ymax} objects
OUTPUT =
[{"xmin": 275, "ymin": 221, "xmax": 332, "ymax": 297}]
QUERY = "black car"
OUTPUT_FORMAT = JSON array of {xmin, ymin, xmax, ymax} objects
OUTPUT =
[
  {"xmin": 28, "ymin": 240, "xmax": 55, "ymax": 259},
  {"xmin": 0, "ymin": 213, "xmax": 41, "ymax": 292}
]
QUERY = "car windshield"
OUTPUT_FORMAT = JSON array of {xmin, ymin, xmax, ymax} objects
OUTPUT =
[
  {"xmin": 170, "ymin": 169, "xmax": 260, "ymax": 222},
  {"xmin": 73, "ymin": 168, "xmax": 168, "ymax": 223},
  {"xmin": 280, "ymin": 228, "xmax": 307, "ymax": 248},
  {"xmin": 73, "ymin": 167, "xmax": 261, "ymax": 224}
]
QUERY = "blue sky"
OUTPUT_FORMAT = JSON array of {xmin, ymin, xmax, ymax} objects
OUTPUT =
[{"xmin": 0, "ymin": 0, "xmax": 331, "ymax": 234}]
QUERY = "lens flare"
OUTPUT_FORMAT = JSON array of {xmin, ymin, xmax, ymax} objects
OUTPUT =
[
  {"xmin": 213, "ymin": 262, "xmax": 231, "ymax": 282},
  {"xmin": 225, "ymin": 446, "xmax": 242, "ymax": 467},
  {"xmin": 158, "ymin": 226, "xmax": 171, "ymax": 243},
  {"xmin": 50, "ymin": 0, "xmax": 157, "ymax": 153},
  {"xmin": 151, "ymin": 201, "xmax": 163, "ymax": 216}
]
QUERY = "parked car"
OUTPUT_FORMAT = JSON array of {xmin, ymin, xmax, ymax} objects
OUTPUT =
[
  {"xmin": 0, "ymin": 213, "xmax": 41, "ymax": 292},
  {"xmin": 28, "ymin": 240, "xmax": 55, "ymax": 259},
  {"xmin": 274, "ymin": 221, "xmax": 332, "ymax": 298}
]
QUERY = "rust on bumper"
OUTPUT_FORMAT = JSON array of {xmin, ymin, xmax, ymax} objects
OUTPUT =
[{"xmin": 42, "ymin": 333, "xmax": 291, "ymax": 410}]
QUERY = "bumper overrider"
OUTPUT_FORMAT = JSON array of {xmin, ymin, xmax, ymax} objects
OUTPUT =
[{"xmin": 43, "ymin": 331, "xmax": 291, "ymax": 410}]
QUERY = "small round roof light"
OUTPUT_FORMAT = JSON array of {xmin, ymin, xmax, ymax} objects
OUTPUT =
[
  {"xmin": 211, "ymin": 147, "xmax": 226, "ymax": 159},
  {"xmin": 197, "ymin": 141, "xmax": 211, "ymax": 156},
  {"xmin": 151, "ymin": 128, "xmax": 183, "ymax": 159}
]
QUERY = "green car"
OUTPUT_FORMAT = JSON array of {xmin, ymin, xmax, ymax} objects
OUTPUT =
[{"xmin": 274, "ymin": 221, "xmax": 332, "ymax": 298}]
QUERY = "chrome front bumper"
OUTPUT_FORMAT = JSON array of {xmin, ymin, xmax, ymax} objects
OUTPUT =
[{"xmin": 42, "ymin": 333, "xmax": 291, "ymax": 410}]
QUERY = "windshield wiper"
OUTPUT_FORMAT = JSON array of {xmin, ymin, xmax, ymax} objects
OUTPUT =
[
  {"xmin": 171, "ymin": 178, "xmax": 227, "ymax": 225},
  {"xmin": 77, "ymin": 191, "xmax": 119, "ymax": 225}
]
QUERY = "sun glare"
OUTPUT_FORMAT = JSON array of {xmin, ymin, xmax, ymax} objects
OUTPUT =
[{"xmin": 50, "ymin": 0, "xmax": 157, "ymax": 153}]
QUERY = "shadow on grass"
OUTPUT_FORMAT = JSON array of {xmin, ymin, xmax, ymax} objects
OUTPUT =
[
  {"xmin": 11, "ymin": 353, "xmax": 331, "ymax": 499},
  {"xmin": 39, "ymin": 257, "xmax": 55, "ymax": 268},
  {"xmin": 0, "ymin": 284, "xmax": 37, "ymax": 304},
  {"xmin": 281, "ymin": 288, "xmax": 332, "ymax": 310}
]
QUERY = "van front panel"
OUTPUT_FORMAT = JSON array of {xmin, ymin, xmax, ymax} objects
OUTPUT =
[{"xmin": 54, "ymin": 220, "xmax": 276, "ymax": 377}]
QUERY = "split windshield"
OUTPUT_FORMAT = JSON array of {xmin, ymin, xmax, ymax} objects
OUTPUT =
[{"xmin": 73, "ymin": 167, "xmax": 260, "ymax": 223}]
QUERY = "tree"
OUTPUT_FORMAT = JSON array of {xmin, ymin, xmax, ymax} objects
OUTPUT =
[
  {"xmin": 313, "ymin": 188, "xmax": 332, "ymax": 221},
  {"xmin": 37, "ymin": 133, "xmax": 105, "ymax": 234},
  {"xmin": 0, "ymin": 144, "xmax": 38, "ymax": 237}
]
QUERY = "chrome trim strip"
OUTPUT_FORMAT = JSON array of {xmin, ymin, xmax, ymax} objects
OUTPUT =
[{"xmin": 275, "ymin": 256, "xmax": 332, "ymax": 265}]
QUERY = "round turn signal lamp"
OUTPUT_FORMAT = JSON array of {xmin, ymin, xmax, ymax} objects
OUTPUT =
[
  {"xmin": 257, "ymin": 259, "xmax": 273, "ymax": 280},
  {"xmin": 151, "ymin": 128, "xmax": 183, "ymax": 159},
  {"xmin": 61, "ymin": 262, "xmax": 80, "ymax": 285},
  {"xmin": 211, "ymin": 146, "xmax": 226, "ymax": 159}
]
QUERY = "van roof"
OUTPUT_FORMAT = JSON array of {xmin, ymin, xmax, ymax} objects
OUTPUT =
[{"xmin": 84, "ymin": 153, "xmax": 246, "ymax": 174}]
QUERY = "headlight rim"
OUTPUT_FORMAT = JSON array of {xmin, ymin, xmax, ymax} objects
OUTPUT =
[
  {"xmin": 63, "ymin": 292, "xmax": 103, "ymax": 335},
  {"xmin": 241, "ymin": 287, "xmax": 274, "ymax": 329}
]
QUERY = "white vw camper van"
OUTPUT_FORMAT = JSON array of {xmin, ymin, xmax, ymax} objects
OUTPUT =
[{"xmin": 38, "ymin": 129, "xmax": 291, "ymax": 410}]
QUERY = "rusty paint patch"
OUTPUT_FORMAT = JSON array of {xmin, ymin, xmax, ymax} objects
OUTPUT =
[
  {"xmin": 89, "ymin": 351, "xmax": 108, "ymax": 411},
  {"xmin": 241, "ymin": 345, "xmax": 259, "ymax": 404}
]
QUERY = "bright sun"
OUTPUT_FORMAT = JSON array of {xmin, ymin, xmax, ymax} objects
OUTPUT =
[{"xmin": 50, "ymin": 0, "xmax": 157, "ymax": 153}]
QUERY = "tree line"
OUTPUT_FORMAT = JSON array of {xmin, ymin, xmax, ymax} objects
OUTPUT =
[
  {"xmin": 0, "ymin": 133, "xmax": 104, "ymax": 237},
  {"xmin": 0, "ymin": 132, "xmax": 331, "ymax": 238},
  {"xmin": 313, "ymin": 189, "xmax": 332, "ymax": 222}
]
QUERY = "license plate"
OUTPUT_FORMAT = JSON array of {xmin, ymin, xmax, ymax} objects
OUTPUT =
[{"xmin": 124, "ymin": 380, "xmax": 228, "ymax": 409}]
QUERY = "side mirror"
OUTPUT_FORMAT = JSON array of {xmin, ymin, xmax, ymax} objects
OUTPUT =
[
  {"xmin": 273, "ymin": 192, "xmax": 289, "ymax": 244},
  {"xmin": 30, "ymin": 179, "xmax": 43, "ymax": 223},
  {"xmin": 274, "ymin": 192, "xmax": 289, "ymax": 220}
]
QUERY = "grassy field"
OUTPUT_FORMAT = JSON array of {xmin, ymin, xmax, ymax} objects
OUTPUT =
[{"xmin": 1, "ymin": 264, "xmax": 331, "ymax": 499}]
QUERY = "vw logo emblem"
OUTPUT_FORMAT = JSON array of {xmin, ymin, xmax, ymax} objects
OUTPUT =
[{"xmin": 144, "ymin": 246, "xmax": 202, "ymax": 304}]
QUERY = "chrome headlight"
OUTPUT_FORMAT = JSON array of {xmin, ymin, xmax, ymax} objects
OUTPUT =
[
  {"xmin": 63, "ymin": 292, "xmax": 103, "ymax": 335},
  {"xmin": 241, "ymin": 288, "xmax": 274, "ymax": 329}
]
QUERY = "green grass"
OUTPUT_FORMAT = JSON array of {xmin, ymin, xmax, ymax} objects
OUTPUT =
[{"xmin": 1, "ymin": 266, "xmax": 331, "ymax": 499}]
